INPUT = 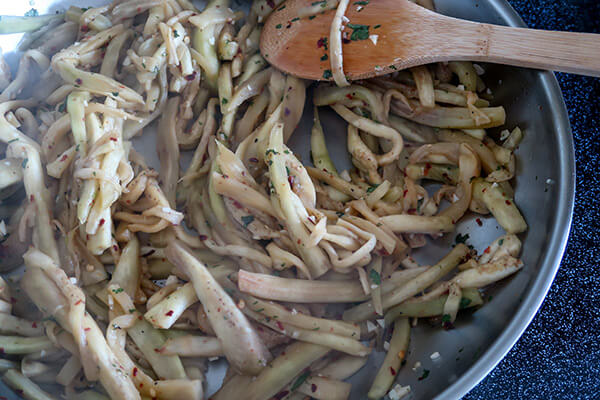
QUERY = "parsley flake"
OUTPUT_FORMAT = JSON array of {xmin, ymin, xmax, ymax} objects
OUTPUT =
[
  {"xmin": 369, "ymin": 269, "xmax": 381, "ymax": 285},
  {"xmin": 241, "ymin": 215, "xmax": 255, "ymax": 227},
  {"xmin": 347, "ymin": 23, "xmax": 370, "ymax": 41},
  {"xmin": 291, "ymin": 370, "xmax": 311, "ymax": 391}
]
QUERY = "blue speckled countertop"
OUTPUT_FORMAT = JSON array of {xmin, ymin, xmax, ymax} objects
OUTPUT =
[{"xmin": 466, "ymin": 0, "xmax": 600, "ymax": 398}]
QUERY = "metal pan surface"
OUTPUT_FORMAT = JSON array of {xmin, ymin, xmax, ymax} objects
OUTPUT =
[{"xmin": 0, "ymin": 0, "xmax": 575, "ymax": 398}]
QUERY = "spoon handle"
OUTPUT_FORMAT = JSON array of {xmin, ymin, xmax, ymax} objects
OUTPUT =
[{"xmin": 472, "ymin": 24, "xmax": 600, "ymax": 77}]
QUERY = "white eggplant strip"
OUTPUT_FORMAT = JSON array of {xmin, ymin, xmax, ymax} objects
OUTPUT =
[
  {"xmin": 244, "ymin": 307, "xmax": 369, "ymax": 356},
  {"xmin": 159, "ymin": 335, "xmax": 223, "ymax": 357},
  {"xmin": 165, "ymin": 240, "xmax": 271, "ymax": 375},
  {"xmin": 245, "ymin": 342, "xmax": 330, "ymax": 400},
  {"xmin": 367, "ymin": 318, "xmax": 410, "ymax": 400},
  {"xmin": 343, "ymin": 244, "xmax": 469, "ymax": 322},
  {"xmin": 238, "ymin": 268, "xmax": 428, "ymax": 303}
]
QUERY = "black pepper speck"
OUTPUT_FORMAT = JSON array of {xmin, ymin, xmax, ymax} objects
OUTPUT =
[{"xmin": 466, "ymin": 0, "xmax": 600, "ymax": 398}]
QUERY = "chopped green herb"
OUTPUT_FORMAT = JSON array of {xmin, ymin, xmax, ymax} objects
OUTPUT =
[
  {"xmin": 311, "ymin": 0, "xmax": 327, "ymax": 7},
  {"xmin": 322, "ymin": 69, "xmax": 332, "ymax": 79},
  {"xmin": 24, "ymin": 8, "xmax": 39, "ymax": 17},
  {"xmin": 286, "ymin": 166, "xmax": 291, "ymax": 176},
  {"xmin": 275, "ymin": 23, "xmax": 283, "ymax": 29},
  {"xmin": 128, "ymin": 308, "xmax": 136, "ymax": 313},
  {"xmin": 336, "ymin": 211, "xmax": 345, "ymax": 218},
  {"xmin": 291, "ymin": 17, "xmax": 300, "ymax": 22},
  {"xmin": 7, "ymin": 138, "xmax": 19, "ymax": 143},
  {"xmin": 283, "ymin": 150, "xmax": 290, "ymax": 154},
  {"xmin": 255, "ymin": 308, "xmax": 265, "ymax": 313},
  {"xmin": 455, "ymin": 233, "xmax": 470, "ymax": 244},
  {"xmin": 58, "ymin": 100, "xmax": 67, "ymax": 113},
  {"xmin": 441, "ymin": 314, "xmax": 451, "ymax": 323},
  {"xmin": 320, "ymin": 54, "xmax": 328, "ymax": 61},
  {"xmin": 459, "ymin": 297, "xmax": 472, "ymax": 309},
  {"xmin": 112, "ymin": 288, "xmax": 124, "ymax": 294},
  {"xmin": 374, "ymin": 24, "xmax": 381, "ymax": 29},
  {"xmin": 173, "ymin": 30, "xmax": 180, "ymax": 38},
  {"xmin": 0, "ymin": 232, "xmax": 10, "ymax": 245},
  {"xmin": 347, "ymin": 23, "xmax": 370, "ymax": 41},
  {"xmin": 241, "ymin": 215, "xmax": 255, "ymax": 227},
  {"xmin": 112, "ymin": 91, "xmax": 119, "ymax": 97},
  {"xmin": 369, "ymin": 269, "xmax": 381, "ymax": 285},
  {"xmin": 222, "ymin": 98, "xmax": 228, "ymax": 104},
  {"xmin": 309, "ymin": 15, "xmax": 316, "ymax": 20},
  {"xmin": 366, "ymin": 183, "xmax": 380, "ymax": 193},
  {"xmin": 265, "ymin": 149, "xmax": 278, "ymax": 156},
  {"xmin": 354, "ymin": 0, "xmax": 369, "ymax": 4},
  {"xmin": 418, "ymin": 369, "xmax": 430, "ymax": 381},
  {"xmin": 498, "ymin": 239, "xmax": 504, "ymax": 246},
  {"xmin": 291, "ymin": 370, "xmax": 311, "ymax": 391},
  {"xmin": 21, "ymin": 158, "xmax": 28, "ymax": 169},
  {"xmin": 277, "ymin": 5, "xmax": 286, "ymax": 10}
]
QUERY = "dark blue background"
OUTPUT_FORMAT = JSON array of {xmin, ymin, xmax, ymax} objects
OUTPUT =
[{"xmin": 466, "ymin": 0, "xmax": 600, "ymax": 398}]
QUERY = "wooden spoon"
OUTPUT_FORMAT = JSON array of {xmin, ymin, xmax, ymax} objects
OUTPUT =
[{"xmin": 260, "ymin": 0, "xmax": 600, "ymax": 81}]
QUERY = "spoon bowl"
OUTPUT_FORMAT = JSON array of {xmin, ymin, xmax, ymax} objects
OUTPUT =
[{"xmin": 260, "ymin": 0, "xmax": 600, "ymax": 80}]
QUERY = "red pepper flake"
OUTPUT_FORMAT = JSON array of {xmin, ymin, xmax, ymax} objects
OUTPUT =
[
  {"xmin": 217, "ymin": 308, "xmax": 221, "ymax": 312},
  {"xmin": 232, "ymin": 200, "xmax": 243, "ymax": 209},
  {"xmin": 113, "ymin": 244, "xmax": 119, "ymax": 252},
  {"xmin": 275, "ymin": 321, "xmax": 284, "ymax": 330},
  {"xmin": 249, "ymin": 157, "xmax": 259, "ymax": 163},
  {"xmin": 0, "ymin": 347, "xmax": 4, "ymax": 354},
  {"xmin": 154, "ymin": 348, "xmax": 161, "ymax": 353},
  {"xmin": 505, "ymin": 199, "xmax": 512, "ymax": 205},
  {"xmin": 80, "ymin": 25, "xmax": 89, "ymax": 32},
  {"xmin": 424, "ymin": 162, "xmax": 432, "ymax": 176},
  {"xmin": 297, "ymin": 239, "xmax": 301, "ymax": 244},
  {"xmin": 136, "ymin": 7, "xmax": 142, "ymax": 12},
  {"xmin": 317, "ymin": 37, "xmax": 326, "ymax": 48},
  {"xmin": 165, "ymin": 310, "xmax": 174, "ymax": 316},
  {"xmin": 31, "ymin": 322, "xmax": 37, "ymax": 328},
  {"xmin": 476, "ymin": 218, "xmax": 483, "ymax": 226},
  {"xmin": 110, "ymin": 137, "xmax": 118, "ymax": 141},
  {"xmin": 185, "ymin": 72, "xmax": 197, "ymax": 81},
  {"xmin": 139, "ymin": 383, "xmax": 144, "ymax": 388},
  {"xmin": 60, "ymin": 154, "xmax": 68, "ymax": 162},
  {"xmin": 10, "ymin": 297, "xmax": 16, "ymax": 304},
  {"xmin": 199, "ymin": 234, "xmax": 208, "ymax": 241},
  {"xmin": 390, "ymin": 366, "xmax": 397, "ymax": 376},
  {"xmin": 484, "ymin": 246, "xmax": 491, "ymax": 254},
  {"xmin": 403, "ymin": 189, "xmax": 408, "ymax": 197},
  {"xmin": 311, "ymin": 383, "xmax": 317, "ymax": 393},
  {"xmin": 288, "ymin": 175, "xmax": 295, "ymax": 186},
  {"xmin": 266, "ymin": 0, "xmax": 275, "ymax": 8},
  {"xmin": 273, "ymin": 391, "xmax": 289, "ymax": 400},
  {"xmin": 84, "ymin": 327, "xmax": 91, "ymax": 331},
  {"xmin": 345, "ymin": 93, "xmax": 353, "ymax": 100},
  {"xmin": 133, "ymin": 367, "xmax": 138, "ymax": 376},
  {"xmin": 99, "ymin": 218, "xmax": 105, "ymax": 226},
  {"xmin": 30, "ymin": 194, "xmax": 35, "ymax": 202},
  {"xmin": 75, "ymin": 78, "xmax": 82, "ymax": 85},
  {"xmin": 75, "ymin": 299, "xmax": 83, "ymax": 305},
  {"xmin": 482, "ymin": 188, "xmax": 487, "ymax": 193}
]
